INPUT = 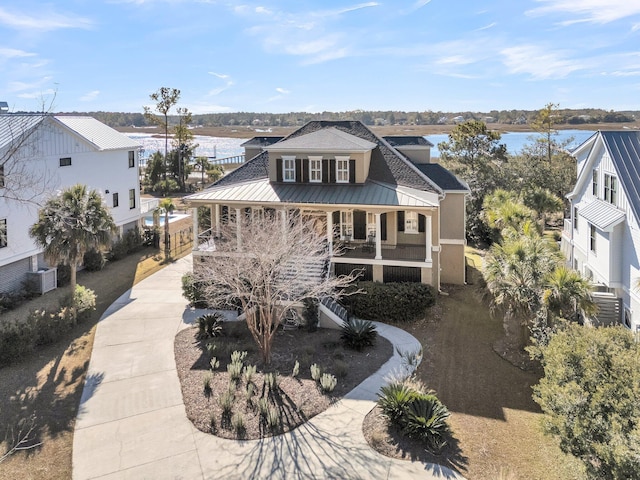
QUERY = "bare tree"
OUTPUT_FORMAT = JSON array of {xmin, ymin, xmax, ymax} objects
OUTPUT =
[
  {"xmin": 193, "ymin": 211, "xmax": 358, "ymax": 364},
  {"xmin": 143, "ymin": 87, "xmax": 180, "ymax": 181},
  {"xmin": 0, "ymin": 96, "xmax": 57, "ymax": 205},
  {"xmin": 0, "ymin": 415, "xmax": 41, "ymax": 464}
]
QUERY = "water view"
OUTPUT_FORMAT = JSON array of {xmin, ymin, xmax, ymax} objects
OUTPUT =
[{"xmin": 127, "ymin": 129, "xmax": 597, "ymax": 162}]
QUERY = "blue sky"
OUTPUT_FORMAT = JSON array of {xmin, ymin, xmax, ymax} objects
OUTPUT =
[{"xmin": 2, "ymin": 0, "xmax": 640, "ymax": 114}]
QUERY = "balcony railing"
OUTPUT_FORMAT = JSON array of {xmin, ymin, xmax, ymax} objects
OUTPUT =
[{"xmin": 563, "ymin": 218, "xmax": 572, "ymax": 236}]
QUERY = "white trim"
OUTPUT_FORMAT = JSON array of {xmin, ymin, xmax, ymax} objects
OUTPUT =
[
  {"xmin": 309, "ymin": 155, "xmax": 322, "ymax": 183},
  {"xmin": 336, "ymin": 155, "xmax": 349, "ymax": 183},
  {"xmin": 331, "ymin": 257, "xmax": 432, "ymax": 268},
  {"xmin": 440, "ymin": 238, "xmax": 466, "ymax": 245},
  {"xmin": 405, "ymin": 211, "xmax": 419, "ymax": 234},
  {"xmin": 283, "ymin": 155, "xmax": 296, "ymax": 182}
]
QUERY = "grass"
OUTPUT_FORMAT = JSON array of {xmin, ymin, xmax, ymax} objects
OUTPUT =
[
  {"xmin": 0, "ymin": 246, "xmax": 183, "ymax": 480},
  {"xmin": 397, "ymin": 267, "xmax": 585, "ymax": 479}
]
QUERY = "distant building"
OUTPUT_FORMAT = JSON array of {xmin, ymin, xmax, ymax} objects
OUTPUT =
[{"xmin": 0, "ymin": 114, "xmax": 142, "ymax": 294}]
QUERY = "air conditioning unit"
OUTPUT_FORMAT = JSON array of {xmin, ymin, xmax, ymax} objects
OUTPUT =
[{"xmin": 27, "ymin": 268, "xmax": 58, "ymax": 294}]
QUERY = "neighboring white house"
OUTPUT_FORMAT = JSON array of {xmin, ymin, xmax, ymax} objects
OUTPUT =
[
  {"xmin": 561, "ymin": 130, "xmax": 640, "ymax": 330},
  {"xmin": 0, "ymin": 114, "xmax": 142, "ymax": 294}
]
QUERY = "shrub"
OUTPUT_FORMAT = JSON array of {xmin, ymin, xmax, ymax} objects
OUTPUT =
[
  {"xmin": 319, "ymin": 373, "xmax": 337, "ymax": 393},
  {"xmin": 340, "ymin": 319, "xmax": 377, "ymax": 351},
  {"xmin": 227, "ymin": 361, "xmax": 242, "ymax": 382},
  {"xmin": 242, "ymin": 364, "xmax": 257, "ymax": 384},
  {"xmin": 266, "ymin": 406, "xmax": 280, "ymax": 431},
  {"xmin": 403, "ymin": 394, "xmax": 450, "ymax": 451},
  {"xmin": 122, "ymin": 228, "xmax": 144, "ymax": 254},
  {"xmin": 264, "ymin": 372, "xmax": 280, "ymax": 392},
  {"xmin": 108, "ymin": 239, "xmax": 129, "ymax": 261},
  {"xmin": 196, "ymin": 312, "xmax": 224, "ymax": 339},
  {"xmin": 219, "ymin": 389, "xmax": 235, "ymax": 414},
  {"xmin": 257, "ymin": 398, "xmax": 270, "ymax": 417},
  {"xmin": 310, "ymin": 363, "xmax": 322, "ymax": 382},
  {"xmin": 377, "ymin": 382, "xmax": 417, "ymax": 425},
  {"xmin": 302, "ymin": 297, "xmax": 319, "ymax": 332},
  {"xmin": 291, "ymin": 360, "xmax": 300, "ymax": 378},
  {"xmin": 230, "ymin": 350, "xmax": 247, "ymax": 365},
  {"xmin": 83, "ymin": 248, "xmax": 106, "ymax": 272},
  {"xmin": 210, "ymin": 357, "xmax": 220, "ymax": 371},
  {"xmin": 181, "ymin": 272, "xmax": 208, "ymax": 308},
  {"xmin": 332, "ymin": 359, "xmax": 349, "ymax": 379},
  {"xmin": 0, "ymin": 290, "xmax": 28, "ymax": 313},
  {"xmin": 74, "ymin": 285, "xmax": 97, "ymax": 322},
  {"xmin": 0, "ymin": 320, "xmax": 35, "ymax": 366},
  {"xmin": 342, "ymin": 282, "xmax": 436, "ymax": 322},
  {"xmin": 232, "ymin": 412, "xmax": 245, "ymax": 436}
]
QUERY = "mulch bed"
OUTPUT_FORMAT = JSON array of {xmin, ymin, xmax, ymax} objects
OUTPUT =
[{"xmin": 174, "ymin": 320, "xmax": 393, "ymax": 440}]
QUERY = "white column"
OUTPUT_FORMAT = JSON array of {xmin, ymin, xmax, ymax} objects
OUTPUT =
[
  {"xmin": 425, "ymin": 215, "xmax": 432, "ymax": 262},
  {"xmin": 375, "ymin": 213, "xmax": 382, "ymax": 260},
  {"xmin": 192, "ymin": 207, "xmax": 199, "ymax": 248},
  {"xmin": 235, "ymin": 207, "xmax": 242, "ymax": 251},
  {"xmin": 281, "ymin": 208, "xmax": 288, "ymax": 236},
  {"xmin": 327, "ymin": 211, "xmax": 334, "ymax": 256},
  {"xmin": 214, "ymin": 204, "xmax": 220, "ymax": 237}
]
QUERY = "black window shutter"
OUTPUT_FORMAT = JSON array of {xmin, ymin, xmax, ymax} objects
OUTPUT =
[
  {"xmin": 381, "ymin": 213, "xmax": 387, "ymax": 241},
  {"xmin": 397, "ymin": 211, "xmax": 405, "ymax": 232},
  {"xmin": 302, "ymin": 159, "xmax": 309, "ymax": 183},
  {"xmin": 322, "ymin": 159, "xmax": 329, "ymax": 183},
  {"xmin": 221, "ymin": 205, "xmax": 229, "ymax": 224},
  {"xmin": 332, "ymin": 211, "xmax": 340, "ymax": 237},
  {"xmin": 349, "ymin": 159, "xmax": 356, "ymax": 183},
  {"xmin": 276, "ymin": 158, "xmax": 283, "ymax": 182},
  {"xmin": 353, "ymin": 211, "xmax": 366, "ymax": 240},
  {"xmin": 329, "ymin": 159, "xmax": 336, "ymax": 183},
  {"xmin": 295, "ymin": 158, "xmax": 302, "ymax": 183},
  {"xmin": 419, "ymin": 214, "xmax": 425, "ymax": 233}
]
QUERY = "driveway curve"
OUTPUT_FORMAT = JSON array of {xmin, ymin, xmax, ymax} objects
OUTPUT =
[{"xmin": 72, "ymin": 255, "xmax": 464, "ymax": 480}]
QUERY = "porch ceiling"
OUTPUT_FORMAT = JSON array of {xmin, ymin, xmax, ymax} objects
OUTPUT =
[{"xmin": 185, "ymin": 178, "xmax": 438, "ymax": 209}]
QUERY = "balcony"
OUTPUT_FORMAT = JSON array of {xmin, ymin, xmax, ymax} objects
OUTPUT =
[{"xmin": 337, "ymin": 242, "xmax": 427, "ymax": 263}]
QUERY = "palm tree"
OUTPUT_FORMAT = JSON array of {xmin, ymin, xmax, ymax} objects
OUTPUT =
[
  {"xmin": 543, "ymin": 265, "xmax": 597, "ymax": 322},
  {"xmin": 158, "ymin": 198, "xmax": 175, "ymax": 259},
  {"xmin": 524, "ymin": 188, "xmax": 563, "ymax": 230},
  {"xmin": 484, "ymin": 235, "xmax": 562, "ymax": 347},
  {"xmin": 483, "ymin": 190, "xmax": 537, "ymax": 240},
  {"xmin": 194, "ymin": 156, "xmax": 211, "ymax": 187},
  {"xmin": 29, "ymin": 184, "xmax": 115, "ymax": 295}
]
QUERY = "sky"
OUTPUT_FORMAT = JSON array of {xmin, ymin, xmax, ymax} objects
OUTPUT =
[{"xmin": 1, "ymin": 0, "xmax": 640, "ymax": 114}]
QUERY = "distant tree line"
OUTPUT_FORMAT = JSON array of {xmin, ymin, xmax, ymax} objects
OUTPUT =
[{"xmin": 56, "ymin": 108, "xmax": 637, "ymax": 130}]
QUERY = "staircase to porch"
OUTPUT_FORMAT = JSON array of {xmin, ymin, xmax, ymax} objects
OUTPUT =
[{"xmin": 590, "ymin": 292, "xmax": 623, "ymax": 326}]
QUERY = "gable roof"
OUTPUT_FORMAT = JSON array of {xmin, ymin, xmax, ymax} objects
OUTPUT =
[
  {"xmin": 0, "ymin": 114, "xmax": 44, "ymax": 150},
  {"xmin": 54, "ymin": 116, "xmax": 141, "ymax": 151},
  {"xmin": 207, "ymin": 121, "xmax": 447, "ymax": 194},
  {"xmin": 240, "ymin": 136, "xmax": 284, "ymax": 148},
  {"xmin": 266, "ymin": 127, "xmax": 377, "ymax": 152}
]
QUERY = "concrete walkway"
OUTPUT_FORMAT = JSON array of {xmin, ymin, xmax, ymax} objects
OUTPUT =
[{"xmin": 73, "ymin": 255, "xmax": 463, "ymax": 480}]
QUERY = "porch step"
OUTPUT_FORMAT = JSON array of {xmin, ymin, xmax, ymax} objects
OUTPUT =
[
  {"xmin": 279, "ymin": 255, "xmax": 328, "ymax": 285},
  {"xmin": 320, "ymin": 297, "xmax": 349, "ymax": 323},
  {"xmin": 591, "ymin": 292, "xmax": 622, "ymax": 326}
]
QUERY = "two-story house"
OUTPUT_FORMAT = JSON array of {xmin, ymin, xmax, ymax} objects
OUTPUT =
[
  {"xmin": 561, "ymin": 130, "xmax": 640, "ymax": 330},
  {"xmin": 185, "ymin": 121, "xmax": 469, "ymax": 289},
  {"xmin": 0, "ymin": 114, "xmax": 142, "ymax": 294}
]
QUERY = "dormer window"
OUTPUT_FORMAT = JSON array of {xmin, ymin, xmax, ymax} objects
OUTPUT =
[
  {"xmin": 283, "ymin": 156, "xmax": 296, "ymax": 182},
  {"xmin": 309, "ymin": 156, "xmax": 322, "ymax": 183},
  {"xmin": 336, "ymin": 156, "xmax": 350, "ymax": 183}
]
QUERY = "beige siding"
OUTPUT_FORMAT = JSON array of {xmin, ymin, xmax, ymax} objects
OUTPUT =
[
  {"xmin": 268, "ymin": 151, "xmax": 370, "ymax": 183},
  {"xmin": 440, "ymin": 193, "xmax": 465, "ymax": 239},
  {"xmin": 440, "ymin": 244, "xmax": 465, "ymax": 284}
]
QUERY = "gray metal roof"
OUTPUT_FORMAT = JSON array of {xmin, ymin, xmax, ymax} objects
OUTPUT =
[
  {"xmin": 600, "ymin": 131, "xmax": 640, "ymax": 224},
  {"xmin": 414, "ymin": 164, "xmax": 468, "ymax": 191},
  {"xmin": 187, "ymin": 178, "xmax": 438, "ymax": 208},
  {"xmin": 266, "ymin": 127, "xmax": 377, "ymax": 152},
  {"xmin": 579, "ymin": 199, "xmax": 625, "ymax": 231},
  {"xmin": 54, "ymin": 116, "xmax": 141, "ymax": 151},
  {"xmin": 240, "ymin": 136, "xmax": 284, "ymax": 147},
  {"xmin": 0, "ymin": 114, "xmax": 44, "ymax": 150},
  {"xmin": 383, "ymin": 136, "xmax": 434, "ymax": 147}
]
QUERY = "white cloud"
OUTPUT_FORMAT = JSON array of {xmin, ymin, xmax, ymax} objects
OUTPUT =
[
  {"xmin": 207, "ymin": 72, "xmax": 234, "ymax": 96},
  {"xmin": 0, "ymin": 7, "xmax": 93, "ymax": 31},
  {"xmin": 501, "ymin": 45, "xmax": 583, "ymax": 79},
  {"xmin": 80, "ymin": 90, "xmax": 100, "ymax": 101},
  {"xmin": 17, "ymin": 88, "xmax": 56, "ymax": 99},
  {"xmin": 527, "ymin": 0, "xmax": 640, "ymax": 24},
  {"xmin": 476, "ymin": 22, "xmax": 497, "ymax": 31},
  {"xmin": 0, "ymin": 48, "xmax": 35, "ymax": 59},
  {"xmin": 8, "ymin": 76, "xmax": 54, "ymax": 92},
  {"xmin": 275, "ymin": 87, "xmax": 290, "ymax": 94},
  {"xmin": 414, "ymin": 0, "xmax": 433, "ymax": 8}
]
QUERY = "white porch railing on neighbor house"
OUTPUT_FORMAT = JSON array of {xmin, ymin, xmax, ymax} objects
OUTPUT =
[
  {"xmin": 563, "ymin": 218, "xmax": 572, "ymax": 236},
  {"xmin": 140, "ymin": 198, "xmax": 160, "ymax": 215}
]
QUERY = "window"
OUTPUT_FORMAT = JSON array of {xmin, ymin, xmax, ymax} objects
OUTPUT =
[
  {"xmin": 367, "ymin": 212, "xmax": 376, "ymax": 236},
  {"xmin": 592, "ymin": 169, "xmax": 598, "ymax": 196},
  {"xmin": 336, "ymin": 156, "xmax": 349, "ymax": 183},
  {"xmin": 340, "ymin": 211, "xmax": 353, "ymax": 239},
  {"xmin": 128, "ymin": 151, "xmax": 135, "ymax": 168},
  {"xmin": 573, "ymin": 206, "xmax": 578, "ymax": 230},
  {"xmin": 604, "ymin": 174, "xmax": 617, "ymax": 205},
  {"xmin": 405, "ymin": 211, "xmax": 419, "ymax": 234},
  {"xmin": 0, "ymin": 164, "xmax": 4, "ymax": 187},
  {"xmin": 129, "ymin": 188, "xmax": 136, "ymax": 209},
  {"xmin": 60, "ymin": 157, "xmax": 72, "ymax": 167},
  {"xmin": 309, "ymin": 156, "xmax": 322, "ymax": 183},
  {"xmin": 283, "ymin": 156, "xmax": 296, "ymax": 182},
  {"xmin": 590, "ymin": 223, "xmax": 596, "ymax": 253},
  {"xmin": 112, "ymin": 192, "xmax": 119, "ymax": 208},
  {"xmin": 0, "ymin": 219, "xmax": 6, "ymax": 248}
]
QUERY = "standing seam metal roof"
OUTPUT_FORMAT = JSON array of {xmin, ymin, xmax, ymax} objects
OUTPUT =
[
  {"xmin": 54, "ymin": 116, "xmax": 141, "ymax": 150},
  {"xmin": 600, "ymin": 131, "xmax": 640, "ymax": 224}
]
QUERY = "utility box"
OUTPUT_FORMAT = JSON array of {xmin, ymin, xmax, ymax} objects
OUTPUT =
[{"xmin": 27, "ymin": 268, "xmax": 58, "ymax": 294}]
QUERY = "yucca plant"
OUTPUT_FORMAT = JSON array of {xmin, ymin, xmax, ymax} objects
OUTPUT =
[
  {"xmin": 231, "ymin": 412, "xmax": 245, "ymax": 436},
  {"xmin": 230, "ymin": 350, "xmax": 248, "ymax": 364},
  {"xmin": 219, "ymin": 389, "xmax": 235, "ymax": 415},
  {"xmin": 227, "ymin": 361, "xmax": 242, "ymax": 381},
  {"xmin": 291, "ymin": 360, "xmax": 300, "ymax": 378},
  {"xmin": 310, "ymin": 363, "xmax": 322, "ymax": 382},
  {"xmin": 257, "ymin": 397, "xmax": 270, "ymax": 417},
  {"xmin": 377, "ymin": 382, "xmax": 417, "ymax": 425},
  {"xmin": 402, "ymin": 394, "xmax": 450, "ymax": 451},
  {"xmin": 340, "ymin": 319, "xmax": 377, "ymax": 351},
  {"xmin": 197, "ymin": 312, "xmax": 224, "ymax": 339},
  {"xmin": 242, "ymin": 364, "xmax": 257, "ymax": 384},
  {"xmin": 266, "ymin": 406, "xmax": 280, "ymax": 431}
]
